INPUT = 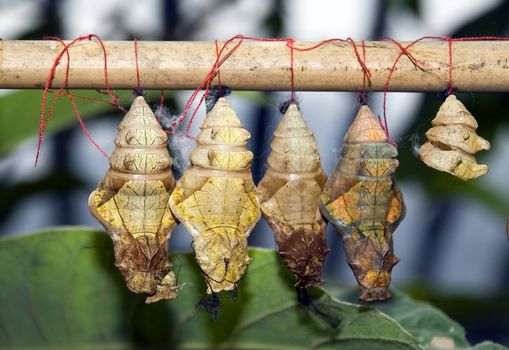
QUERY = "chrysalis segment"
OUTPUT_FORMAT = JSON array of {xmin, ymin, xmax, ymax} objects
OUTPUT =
[
  {"xmin": 169, "ymin": 97, "xmax": 261, "ymax": 294},
  {"xmin": 320, "ymin": 105, "xmax": 405, "ymax": 301},
  {"xmin": 88, "ymin": 96, "xmax": 178, "ymax": 303},
  {"xmin": 419, "ymin": 94, "xmax": 490, "ymax": 180},
  {"xmin": 257, "ymin": 103, "xmax": 328, "ymax": 288}
]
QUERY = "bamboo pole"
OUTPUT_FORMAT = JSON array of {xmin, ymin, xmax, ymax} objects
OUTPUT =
[{"xmin": 0, "ymin": 40, "xmax": 508, "ymax": 91}]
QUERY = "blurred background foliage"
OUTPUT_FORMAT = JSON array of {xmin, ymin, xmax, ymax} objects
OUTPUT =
[{"xmin": 0, "ymin": 0, "xmax": 508, "ymax": 346}]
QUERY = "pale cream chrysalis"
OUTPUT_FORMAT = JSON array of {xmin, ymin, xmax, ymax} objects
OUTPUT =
[
  {"xmin": 88, "ymin": 96, "xmax": 178, "ymax": 303},
  {"xmin": 169, "ymin": 97, "xmax": 261, "ymax": 294},
  {"xmin": 257, "ymin": 102, "xmax": 329, "ymax": 288},
  {"xmin": 419, "ymin": 95, "xmax": 490, "ymax": 180}
]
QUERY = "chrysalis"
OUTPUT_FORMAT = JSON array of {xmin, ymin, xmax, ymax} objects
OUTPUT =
[
  {"xmin": 419, "ymin": 94, "xmax": 490, "ymax": 180},
  {"xmin": 169, "ymin": 97, "xmax": 261, "ymax": 294},
  {"xmin": 320, "ymin": 105, "xmax": 405, "ymax": 301},
  {"xmin": 88, "ymin": 96, "xmax": 178, "ymax": 303},
  {"xmin": 257, "ymin": 102, "xmax": 329, "ymax": 288}
]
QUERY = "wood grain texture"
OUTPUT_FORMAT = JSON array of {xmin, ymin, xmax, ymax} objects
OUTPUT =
[{"xmin": 2, "ymin": 40, "xmax": 509, "ymax": 91}]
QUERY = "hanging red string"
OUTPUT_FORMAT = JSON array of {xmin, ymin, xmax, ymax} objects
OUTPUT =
[
  {"xmin": 214, "ymin": 39, "xmax": 223, "ymax": 95},
  {"xmin": 345, "ymin": 39, "xmax": 370, "ymax": 105},
  {"xmin": 90, "ymin": 34, "xmax": 124, "ymax": 111},
  {"xmin": 381, "ymin": 35, "xmax": 509, "ymax": 144},
  {"xmin": 35, "ymin": 34, "xmax": 509, "ymax": 163},
  {"xmin": 36, "ymin": 34, "xmax": 114, "ymax": 166},
  {"xmin": 159, "ymin": 89, "xmax": 165, "ymax": 112},
  {"xmin": 181, "ymin": 35, "xmax": 379, "ymax": 135},
  {"xmin": 287, "ymin": 38, "xmax": 296, "ymax": 102},
  {"xmin": 133, "ymin": 37, "xmax": 142, "ymax": 95},
  {"xmin": 175, "ymin": 35, "xmax": 382, "ymax": 135},
  {"xmin": 174, "ymin": 35, "xmax": 244, "ymax": 132},
  {"xmin": 176, "ymin": 35, "xmax": 305, "ymax": 133},
  {"xmin": 447, "ymin": 38, "xmax": 454, "ymax": 96},
  {"xmin": 380, "ymin": 36, "xmax": 437, "ymax": 144},
  {"xmin": 360, "ymin": 40, "xmax": 367, "ymax": 104},
  {"xmin": 345, "ymin": 38, "xmax": 372, "ymax": 81}
]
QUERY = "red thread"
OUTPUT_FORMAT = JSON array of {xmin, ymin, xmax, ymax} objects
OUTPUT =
[
  {"xmin": 352, "ymin": 39, "xmax": 369, "ymax": 105},
  {"xmin": 90, "ymin": 35, "xmax": 122, "ymax": 110},
  {"xmin": 361, "ymin": 40, "xmax": 367, "ymax": 93},
  {"xmin": 176, "ymin": 35, "xmax": 304, "ymax": 133},
  {"xmin": 176, "ymin": 35, "xmax": 509, "ymax": 141},
  {"xmin": 288, "ymin": 38, "xmax": 296, "ymax": 102},
  {"xmin": 292, "ymin": 38, "xmax": 371, "ymax": 80},
  {"xmin": 67, "ymin": 92, "xmax": 108, "ymax": 158},
  {"xmin": 134, "ymin": 37, "xmax": 141, "ymax": 94},
  {"xmin": 37, "ymin": 35, "xmax": 90, "ymax": 165},
  {"xmin": 380, "ymin": 35, "xmax": 509, "ymax": 144},
  {"xmin": 445, "ymin": 37, "xmax": 509, "ymax": 95},
  {"xmin": 36, "ymin": 34, "xmax": 119, "ymax": 166},
  {"xmin": 381, "ymin": 36, "xmax": 438, "ymax": 144},
  {"xmin": 447, "ymin": 38, "xmax": 453, "ymax": 96},
  {"xmin": 345, "ymin": 38, "xmax": 372, "ymax": 80},
  {"xmin": 159, "ymin": 89, "xmax": 165, "ymax": 112},
  {"xmin": 177, "ymin": 35, "xmax": 376, "ymax": 133},
  {"xmin": 176, "ymin": 35, "xmax": 246, "ymax": 132},
  {"xmin": 292, "ymin": 38, "xmax": 345, "ymax": 51},
  {"xmin": 382, "ymin": 36, "xmax": 425, "ymax": 69},
  {"xmin": 214, "ymin": 40, "xmax": 222, "ymax": 95},
  {"xmin": 49, "ymin": 91, "xmax": 121, "ymax": 109}
]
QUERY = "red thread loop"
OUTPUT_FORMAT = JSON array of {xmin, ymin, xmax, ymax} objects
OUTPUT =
[
  {"xmin": 175, "ymin": 34, "xmax": 509, "ymax": 143},
  {"xmin": 447, "ymin": 38, "xmax": 454, "ymax": 96},
  {"xmin": 177, "ymin": 36, "xmax": 307, "ymax": 133},
  {"xmin": 382, "ymin": 36, "xmax": 425, "ymax": 69},
  {"xmin": 287, "ymin": 38, "xmax": 296, "ymax": 102},
  {"xmin": 134, "ymin": 37, "xmax": 142, "ymax": 95},
  {"xmin": 380, "ymin": 36, "xmax": 435, "ymax": 144},
  {"xmin": 159, "ymin": 89, "xmax": 165, "ymax": 112},
  {"xmin": 346, "ymin": 38, "xmax": 372, "ymax": 80},
  {"xmin": 35, "ymin": 34, "xmax": 120, "ymax": 166},
  {"xmin": 214, "ymin": 40, "xmax": 223, "ymax": 96},
  {"xmin": 358, "ymin": 40, "xmax": 368, "ymax": 105}
]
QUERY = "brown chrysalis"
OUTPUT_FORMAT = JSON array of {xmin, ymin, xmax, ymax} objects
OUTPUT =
[
  {"xmin": 169, "ymin": 97, "xmax": 261, "ymax": 294},
  {"xmin": 419, "ymin": 94, "xmax": 490, "ymax": 180},
  {"xmin": 320, "ymin": 105, "xmax": 405, "ymax": 301},
  {"xmin": 257, "ymin": 102, "xmax": 329, "ymax": 288},
  {"xmin": 88, "ymin": 96, "xmax": 178, "ymax": 303}
]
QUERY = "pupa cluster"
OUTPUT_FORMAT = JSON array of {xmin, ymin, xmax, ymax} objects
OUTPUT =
[{"xmin": 89, "ymin": 92, "xmax": 493, "ymax": 303}]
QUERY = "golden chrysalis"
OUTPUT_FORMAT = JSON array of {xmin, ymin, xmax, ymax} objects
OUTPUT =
[
  {"xmin": 257, "ymin": 102, "xmax": 329, "ymax": 288},
  {"xmin": 169, "ymin": 97, "xmax": 261, "ymax": 294},
  {"xmin": 88, "ymin": 96, "xmax": 178, "ymax": 303},
  {"xmin": 320, "ymin": 105, "xmax": 405, "ymax": 301},
  {"xmin": 419, "ymin": 94, "xmax": 490, "ymax": 180}
]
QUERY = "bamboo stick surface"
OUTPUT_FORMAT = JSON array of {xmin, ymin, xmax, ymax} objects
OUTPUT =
[{"xmin": 1, "ymin": 40, "xmax": 508, "ymax": 91}]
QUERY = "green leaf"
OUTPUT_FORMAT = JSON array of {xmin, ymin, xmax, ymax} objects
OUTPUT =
[
  {"xmin": 0, "ymin": 227, "xmax": 505, "ymax": 350},
  {"xmin": 323, "ymin": 285, "xmax": 507, "ymax": 350}
]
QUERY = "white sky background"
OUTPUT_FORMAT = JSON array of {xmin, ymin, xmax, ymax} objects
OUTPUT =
[{"xmin": 0, "ymin": 0, "xmax": 508, "ymax": 295}]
